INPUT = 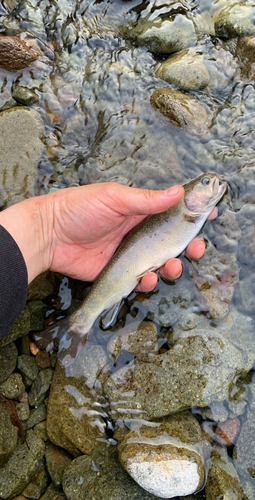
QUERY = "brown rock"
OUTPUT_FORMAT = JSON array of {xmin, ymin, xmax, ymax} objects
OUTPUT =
[
  {"xmin": 36, "ymin": 350, "xmax": 51, "ymax": 369},
  {"xmin": 215, "ymin": 418, "xmax": 241, "ymax": 446},
  {"xmin": 0, "ymin": 36, "xmax": 38, "ymax": 71}
]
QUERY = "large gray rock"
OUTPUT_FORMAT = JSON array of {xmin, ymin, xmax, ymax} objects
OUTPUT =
[
  {"xmin": 117, "ymin": 412, "xmax": 205, "ymax": 498},
  {"xmin": 104, "ymin": 329, "xmax": 251, "ymax": 420},
  {"xmin": 156, "ymin": 49, "xmax": 210, "ymax": 91},
  {"xmin": 0, "ymin": 430, "xmax": 45, "ymax": 498},
  {"xmin": 136, "ymin": 15, "xmax": 197, "ymax": 54},
  {"xmin": 0, "ymin": 107, "xmax": 44, "ymax": 208},
  {"xmin": 150, "ymin": 88, "xmax": 212, "ymax": 135}
]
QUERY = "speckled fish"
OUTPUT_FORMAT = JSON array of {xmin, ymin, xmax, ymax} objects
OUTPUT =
[{"xmin": 35, "ymin": 172, "xmax": 227, "ymax": 367}]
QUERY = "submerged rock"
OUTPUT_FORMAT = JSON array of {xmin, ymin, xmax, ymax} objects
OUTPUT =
[
  {"xmin": 0, "ymin": 404, "xmax": 18, "ymax": 466},
  {"xmin": 45, "ymin": 443, "xmax": 72, "ymax": 488},
  {"xmin": 150, "ymin": 88, "xmax": 212, "ymax": 134},
  {"xmin": 117, "ymin": 411, "xmax": 205, "ymax": 498},
  {"xmin": 136, "ymin": 15, "xmax": 196, "ymax": 54},
  {"xmin": 236, "ymin": 36, "xmax": 255, "ymax": 79},
  {"xmin": 205, "ymin": 447, "xmax": 246, "ymax": 500},
  {"xmin": 107, "ymin": 320, "xmax": 158, "ymax": 363},
  {"xmin": 0, "ymin": 342, "xmax": 18, "ymax": 383},
  {"xmin": 0, "ymin": 430, "xmax": 45, "ymax": 498},
  {"xmin": 0, "ymin": 107, "xmax": 44, "ymax": 208},
  {"xmin": 156, "ymin": 49, "xmax": 210, "ymax": 91},
  {"xmin": 104, "ymin": 329, "xmax": 250, "ymax": 420},
  {"xmin": 0, "ymin": 36, "xmax": 38, "ymax": 71},
  {"xmin": 22, "ymin": 461, "xmax": 48, "ymax": 499},
  {"xmin": 214, "ymin": 4, "xmax": 255, "ymax": 39},
  {"xmin": 12, "ymin": 83, "xmax": 40, "ymax": 106},
  {"xmin": 0, "ymin": 307, "xmax": 30, "ymax": 348},
  {"xmin": 0, "ymin": 373, "xmax": 25, "ymax": 399}
]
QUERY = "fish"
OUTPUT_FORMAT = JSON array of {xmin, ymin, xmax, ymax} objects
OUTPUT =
[{"xmin": 34, "ymin": 172, "xmax": 227, "ymax": 368}]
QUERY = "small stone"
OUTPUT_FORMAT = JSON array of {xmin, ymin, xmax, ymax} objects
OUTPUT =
[
  {"xmin": 0, "ymin": 404, "xmax": 18, "ymax": 466},
  {"xmin": 17, "ymin": 392, "xmax": 28, "ymax": 404},
  {"xmin": 150, "ymin": 88, "xmax": 212, "ymax": 135},
  {"xmin": 215, "ymin": 418, "xmax": 241, "ymax": 446},
  {"xmin": 45, "ymin": 443, "xmax": 73, "ymax": 487},
  {"xmin": 36, "ymin": 350, "xmax": 51, "ymax": 369},
  {"xmin": 27, "ymin": 404, "xmax": 47, "ymax": 429},
  {"xmin": 16, "ymin": 403, "xmax": 30, "ymax": 421},
  {"xmin": 0, "ymin": 373, "xmax": 25, "ymax": 399},
  {"xmin": 33, "ymin": 421, "xmax": 48, "ymax": 441},
  {"xmin": 117, "ymin": 411, "xmax": 205, "ymax": 498},
  {"xmin": 206, "ymin": 447, "xmax": 246, "ymax": 500},
  {"xmin": 0, "ymin": 36, "xmax": 38, "ymax": 71},
  {"xmin": 19, "ymin": 336, "xmax": 31, "ymax": 356},
  {"xmin": 0, "ymin": 430, "xmax": 45, "ymax": 498},
  {"xmin": 12, "ymin": 83, "xmax": 39, "ymax": 106},
  {"xmin": 0, "ymin": 342, "xmax": 18, "ymax": 383},
  {"xmin": 30, "ymin": 342, "xmax": 40, "ymax": 355},
  {"xmin": 28, "ymin": 368, "xmax": 53, "ymax": 406},
  {"xmin": 156, "ymin": 49, "xmax": 210, "ymax": 91},
  {"xmin": 22, "ymin": 461, "xmax": 48, "ymax": 499},
  {"xmin": 17, "ymin": 355, "xmax": 38, "ymax": 381}
]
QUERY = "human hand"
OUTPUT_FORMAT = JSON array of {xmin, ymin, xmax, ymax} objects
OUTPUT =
[{"xmin": 0, "ymin": 182, "xmax": 217, "ymax": 286}]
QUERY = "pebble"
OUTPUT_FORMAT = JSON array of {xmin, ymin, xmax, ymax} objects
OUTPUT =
[
  {"xmin": 215, "ymin": 4, "xmax": 255, "ymax": 39},
  {"xmin": 27, "ymin": 404, "xmax": 47, "ymax": 429},
  {"xmin": 0, "ymin": 403, "xmax": 18, "ymax": 466},
  {"xmin": 215, "ymin": 418, "xmax": 241, "ymax": 446},
  {"xmin": 22, "ymin": 461, "xmax": 48, "ymax": 499},
  {"xmin": 17, "ymin": 355, "xmax": 39, "ymax": 381},
  {"xmin": 45, "ymin": 443, "xmax": 72, "ymax": 488},
  {"xmin": 36, "ymin": 350, "xmax": 51, "ymax": 369},
  {"xmin": 28, "ymin": 368, "xmax": 53, "ymax": 406},
  {"xmin": 16, "ymin": 402, "xmax": 30, "ymax": 421},
  {"xmin": 0, "ymin": 373, "xmax": 25, "ymax": 399},
  {"xmin": 0, "ymin": 36, "xmax": 38, "ymax": 71},
  {"xmin": 156, "ymin": 49, "xmax": 210, "ymax": 91},
  {"xmin": 11, "ymin": 83, "xmax": 40, "ymax": 106}
]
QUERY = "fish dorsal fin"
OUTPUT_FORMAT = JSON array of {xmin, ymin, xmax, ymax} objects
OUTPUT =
[
  {"xmin": 182, "ymin": 213, "xmax": 201, "ymax": 223},
  {"xmin": 101, "ymin": 301, "xmax": 122, "ymax": 328}
]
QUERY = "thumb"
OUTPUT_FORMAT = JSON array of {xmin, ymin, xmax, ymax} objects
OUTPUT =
[{"xmin": 114, "ymin": 184, "xmax": 184, "ymax": 216}]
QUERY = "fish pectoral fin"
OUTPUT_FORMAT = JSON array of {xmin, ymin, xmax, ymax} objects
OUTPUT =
[
  {"xmin": 136, "ymin": 266, "xmax": 158, "ymax": 280},
  {"xmin": 101, "ymin": 301, "xmax": 122, "ymax": 329}
]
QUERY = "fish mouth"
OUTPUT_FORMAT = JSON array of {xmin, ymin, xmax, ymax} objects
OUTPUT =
[{"xmin": 213, "ymin": 175, "xmax": 227, "ymax": 200}]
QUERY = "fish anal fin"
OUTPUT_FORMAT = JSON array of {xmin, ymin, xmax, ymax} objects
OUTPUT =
[
  {"xmin": 101, "ymin": 301, "xmax": 122, "ymax": 329},
  {"xmin": 182, "ymin": 213, "xmax": 201, "ymax": 223}
]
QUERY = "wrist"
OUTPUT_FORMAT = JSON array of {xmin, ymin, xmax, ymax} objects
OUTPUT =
[{"xmin": 0, "ymin": 195, "xmax": 54, "ymax": 284}]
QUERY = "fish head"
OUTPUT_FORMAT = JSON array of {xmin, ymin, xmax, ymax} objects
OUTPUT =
[{"xmin": 183, "ymin": 172, "xmax": 227, "ymax": 217}]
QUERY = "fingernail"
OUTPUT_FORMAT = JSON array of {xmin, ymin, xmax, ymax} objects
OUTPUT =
[{"xmin": 164, "ymin": 185, "xmax": 182, "ymax": 197}]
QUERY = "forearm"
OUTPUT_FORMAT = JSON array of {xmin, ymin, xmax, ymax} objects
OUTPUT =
[{"xmin": 0, "ymin": 196, "xmax": 53, "ymax": 284}]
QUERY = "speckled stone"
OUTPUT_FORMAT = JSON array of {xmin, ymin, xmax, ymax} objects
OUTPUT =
[
  {"xmin": 0, "ymin": 404, "xmax": 18, "ymax": 466},
  {"xmin": 150, "ymin": 88, "xmax": 212, "ymax": 135},
  {"xmin": 27, "ymin": 404, "xmax": 47, "ymax": 429},
  {"xmin": 33, "ymin": 420, "xmax": 48, "ymax": 441},
  {"xmin": 12, "ymin": 83, "xmax": 39, "ymax": 106},
  {"xmin": 0, "ymin": 430, "xmax": 45, "ymax": 498},
  {"xmin": 45, "ymin": 443, "xmax": 73, "ymax": 488},
  {"xmin": 205, "ymin": 447, "xmax": 246, "ymax": 500},
  {"xmin": 17, "ymin": 355, "xmax": 38, "ymax": 381},
  {"xmin": 0, "ymin": 342, "xmax": 18, "ymax": 383},
  {"xmin": 0, "ymin": 373, "xmax": 25, "ymax": 399},
  {"xmin": 22, "ymin": 461, "xmax": 48, "ymax": 499},
  {"xmin": 40, "ymin": 483, "xmax": 67, "ymax": 500},
  {"xmin": 28, "ymin": 368, "xmax": 53, "ymax": 406},
  {"xmin": 0, "ymin": 36, "xmax": 38, "ymax": 71},
  {"xmin": 107, "ymin": 320, "xmax": 158, "ymax": 362},
  {"xmin": 117, "ymin": 411, "xmax": 205, "ymax": 498},
  {"xmin": 16, "ymin": 403, "xmax": 30, "ymax": 421}
]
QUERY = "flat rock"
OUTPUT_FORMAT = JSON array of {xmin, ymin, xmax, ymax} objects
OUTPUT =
[
  {"xmin": 156, "ymin": 49, "xmax": 210, "ymax": 91},
  {"xmin": 0, "ymin": 36, "xmax": 38, "ymax": 71},
  {"xmin": 104, "ymin": 329, "xmax": 251, "ymax": 420},
  {"xmin": 150, "ymin": 88, "xmax": 212, "ymax": 134},
  {"xmin": 136, "ymin": 15, "xmax": 196, "ymax": 54},
  {"xmin": 0, "ymin": 107, "xmax": 44, "ymax": 208},
  {"xmin": 117, "ymin": 411, "xmax": 205, "ymax": 498},
  {"xmin": 0, "ymin": 430, "xmax": 45, "ymax": 498},
  {"xmin": 0, "ymin": 342, "xmax": 17, "ymax": 383}
]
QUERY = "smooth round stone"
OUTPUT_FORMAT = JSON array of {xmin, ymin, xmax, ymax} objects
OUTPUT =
[
  {"xmin": 0, "ymin": 373, "xmax": 25, "ymax": 399},
  {"xmin": 156, "ymin": 49, "xmax": 210, "ymax": 91},
  {"xmin": 0, "ymin": 36, "xmax": 38, "ymax": 71},
  {"xmin": 0, "ymin": 107, "xmax": 44, "ymax": 208},
  {"xmin": 11, "ymin": 83, "xmax": 39, "ymax": 106}
]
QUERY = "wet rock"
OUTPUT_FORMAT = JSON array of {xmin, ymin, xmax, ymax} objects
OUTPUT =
[
  {"xmin": 104, "ymin": 330, "xmax": 249, "ymax": 420},
  {"xmin": 214, "ymin": 4, "xmax": 255, "ymax": 39},
  {"xmin": 40, "ymin": 484, "xmax": 67, "ymax": 500},
  {"xmin": 16, "ymin": 403, "xmax": 30, "ymax": 421},
  {"xmin": 236, "ymin": 36, "xmax": 255, "ymax": 79},
  {"xmin": 0, "ymin": 429, "xmax": 45, "ymax": 498},
  {"xmin": 188, "ymin": 241, "xmax": 239, "ymax": 320},
  {"xmin": 156, "ymin": 49, "xmax": 210, "ymax": 91},
  {"xmin": 0, "ymin": 307, "xmax": 30, "ymax": 348},
  {"xmin": 46, "ymin": 347, "xmax": 108, "ymax": 456},
  {"xmin": 0, "ymin": 342, "xmax": 18, "ymax": 383},
  {"xmin": 62, "ymin": 444, "xmax": 159, "ymax": 500},
  {"xmin": 117, "ymin": 411, "xmax": 205, "ymax": 498},
  {"xmin": 22, "ymin": 461, "xmax": 48, "ymax": 499},
  {"xmin": 107, "ymin": 320, "xmax": 158, "ymax": 363},
  {"xmin": 215, "ymin": 418, "xmax": 241, "ymax": 446},
  {"xmin": 27, "ymin": 404, "xmax": 47, "ymax": 429},
  {"xmin": 27, "ymin": 271, "xmax": 56, "ymax": 301},
  {"xmin": 205, "ymin": 446, "xmax": 246, "ymax": 500},
  {"xmin": 12, "ymin": 83, "xmax": 39, "ymax": 106},
  {"xmin": 234, "ymin": 275, "xmax": 255, "ymax": 315},
  {"xmin": 45, "ymin": 443, "xmax": 72, "ymax": 488},
  {"xmin": 0, "ymin": 107, "xmax": 44, "ymax": 208},
  {"xmin": 0, "ymin": 404, "xmax": 18, "ymax": 466},
  {"xmin": 36, "ymin": 350, "xmax": 51, "ymax": 369},
  {"xmin": 205, "ymin": 209, "xmax": 242, "ymax": 254},
  {"xmin": 234, "ymin": 411, "xmax": 255, "ymax": 485},
  {"xmin": 150, "ymin": 88, "xmax": 212, "ymax": 135},
  {"xmin": 28, "ymin": 368, "xmax": 53, "ymax": 406},
  {"xmin": 0, "ymin": 373, "xmax": 25, "ymax": 399},
  {"xmin": 194, "ymin": 401, "xmax": 229, "ymax": 423},
  {"xmin": 27, "ymin": 300, "xmax": 48, "ymax": 331},
  {"xmin": 33, "ymin": 420, "xmax": 48, "ymax": 441},
  {"xmin": 17, "ymin": 354, "xmax": 38, "ymax": 381},
  {"xmin": 136, "ymin": 15, "xmax": 196, "ymax": 54},
  {"xmin": 0, "ymin": 36, "xmax": 38, "ymax": 71}
]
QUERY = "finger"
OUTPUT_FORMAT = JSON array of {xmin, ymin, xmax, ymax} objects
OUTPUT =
[
  {"xmin": 185, "ymin": 238, "xmax": 205, "ymax": 260},
  {"xmin": 207, "ymin": 207, "xmax": 218, "ymax": 220},
  {"xmin": 159, "ymin": 258, "xmax": 182, "ymax": 281},
  {"xmin": 136, "ymin": 272, "xmax": 158, "ymax": 292},
  {"xmin": 112, "ymin": 184, "xmax": 184, "ymax": 216}
]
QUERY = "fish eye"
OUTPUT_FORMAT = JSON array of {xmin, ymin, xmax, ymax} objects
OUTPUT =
[{"xmin": 200, "ymin": 176, "xmax": 211, "ymax": 186}]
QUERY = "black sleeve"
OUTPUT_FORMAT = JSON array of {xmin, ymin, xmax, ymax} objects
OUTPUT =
[{"xmin": 0, "ymin": 225, "xmax": 28, "ymax": 338}]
